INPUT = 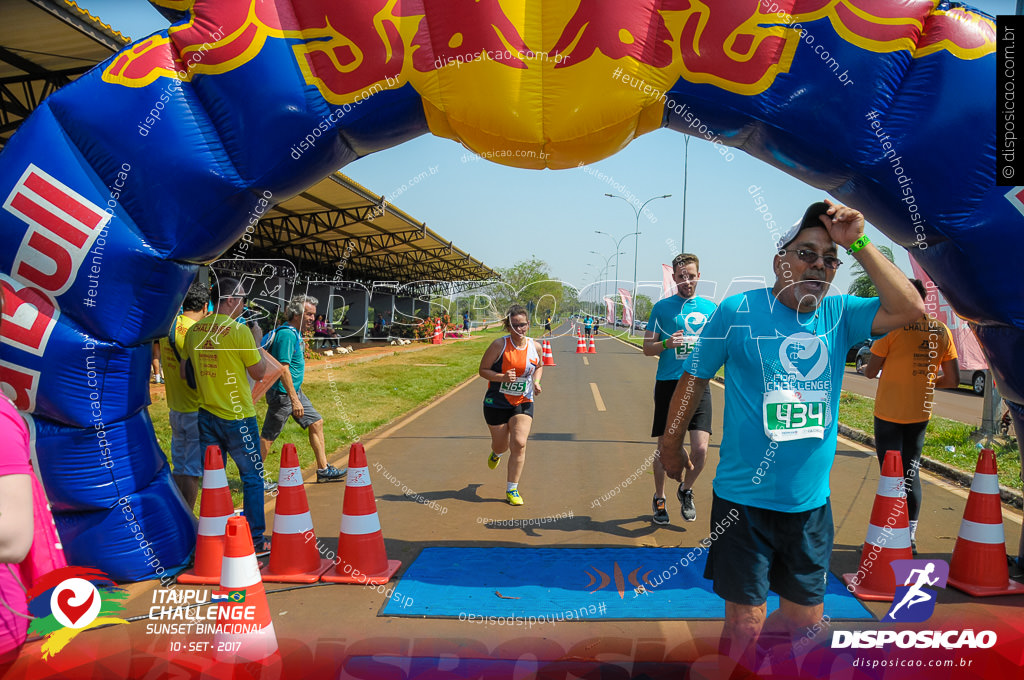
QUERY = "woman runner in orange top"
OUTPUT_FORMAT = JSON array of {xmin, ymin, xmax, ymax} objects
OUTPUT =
[{"xmin": 479, "ymin": 305, "xmax": 544, "ymax": 505}]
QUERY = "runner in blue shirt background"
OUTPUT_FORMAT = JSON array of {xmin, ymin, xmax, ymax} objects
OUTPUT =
[{"xmin": 642, "ymin": 253, "xmax": 717, "ymax": 525}]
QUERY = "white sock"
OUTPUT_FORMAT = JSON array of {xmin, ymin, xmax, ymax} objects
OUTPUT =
[
  {"xmin": 492, "ymin": 451, "xmax": 504, "ymax": 458},
  {"xmin": 909, "ymin": 520, "xmax": 918, "ymax": 540},
  {"xmin": 507, "ymin": 482, "xmax": 518, "ymax": 493}
]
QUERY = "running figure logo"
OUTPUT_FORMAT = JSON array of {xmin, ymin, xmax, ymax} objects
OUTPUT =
[{"xmin": 885, "ymin": 559, "xmax": 949, "ymax": 623}]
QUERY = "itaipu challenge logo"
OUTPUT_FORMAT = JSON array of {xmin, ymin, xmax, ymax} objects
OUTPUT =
[{"xmin": 26, "ymin": 566, "xmax": 128, "ymax": 659}]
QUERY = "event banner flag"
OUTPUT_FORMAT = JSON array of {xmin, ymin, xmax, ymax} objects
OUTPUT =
[
  {"xmin": 604, "ymin": 297, "xmax": 615, "ymax": 326},
  {"xmin": 662, "ymin": 264, "xmax": 674, "ymax": 300},
  {"xmin": 618, "ymin": 288, "xmax": 633, "ymax": 328}
]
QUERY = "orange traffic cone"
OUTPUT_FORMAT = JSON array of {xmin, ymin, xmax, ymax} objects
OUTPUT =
[
  {"xmin": 261, "ymin": 444, "xmax": 333, "ymax": 583},
  {"xmin": 178, "ymin": 446, "xmax": 234, "ymax": 584},
  {"xmin": 948, "ymin": 449, "xmax": 1024, "ymax": 597},
  {"xmin": 432, "ymin": 320, "xmax": 442, "ymax": 345},
  {"xmin": 541, "ymin": 339, "xmax": 556, "ymax": 366},
  {"xmin": 588, "ymin": 336, "xmax": 597, "ymax": 354},
  {"xmin": 322, "ymin": 443, "xmax": 401, "ymax": 584},
  {"xmin": 842, "ymin": 450, "xmax": 913, "ymax": 601},
  {"xmin": 576, "ymin": 333, "xmax": 586, "ymax": 354},
  {"xmin": 213, "ymin": 516, "xmax": 278, "ymax": 664}
]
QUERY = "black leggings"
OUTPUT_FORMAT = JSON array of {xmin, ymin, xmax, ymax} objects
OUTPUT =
[{"xmin": 873, "ymin": 417, "xmax": 928, "ymax": 522}]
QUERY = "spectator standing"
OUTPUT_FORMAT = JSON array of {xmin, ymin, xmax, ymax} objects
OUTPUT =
[
  {"xmin": 260, "ymin": 295, "xmax": 346, "ymax": 483},
  {"xmin": 1, "ymin": 292, "xmax": 64, "ymax": 669},
  {"xmin": 159, "ymin": 281, "xmax": 210, "ymax": 510},
  {"xmin": 150, "ymin": 341, "xmax": 163, "ymax": 383},
  {"xmin": 184, "ymin": 277, "xmax": 271, "ymax": 550},
  {"xmin": 864, "ymin": 279, "xmax": 958, "ymax": 553}
]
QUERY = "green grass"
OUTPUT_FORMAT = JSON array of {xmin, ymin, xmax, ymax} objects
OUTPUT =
[
  {"xmin": 150, "ymin": 327, "xmax": 505, "ymax": 510},
  {"xmin": 838, "ymin": 392, "xmax": 1021, "ymax": 489},
  {"xmin": 602, "ymin": 326, "xmax": 643, "ymax": 348}
]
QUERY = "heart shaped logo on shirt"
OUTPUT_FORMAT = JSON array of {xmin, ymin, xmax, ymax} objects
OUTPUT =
[
  {"xmin": 778, "ymin": 333, "xmax": 828, "ymax": 381},
  {"xmin": 681, "ymin": 312, "xmax": 707, "ymax": 336}
]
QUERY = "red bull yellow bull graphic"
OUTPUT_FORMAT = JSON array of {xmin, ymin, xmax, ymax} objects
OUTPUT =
[{"xmin": 103, "ymin": 0, "xmax": 994, "ymax": 169}]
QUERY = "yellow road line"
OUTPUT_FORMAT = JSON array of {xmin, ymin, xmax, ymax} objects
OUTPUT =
[{"xmin": 590, "ymin": 382, "xmax": 606, "ymax": 412}]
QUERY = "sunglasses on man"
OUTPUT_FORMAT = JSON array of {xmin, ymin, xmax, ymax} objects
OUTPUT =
[{"xmin": 781, "ymin": 249, "xmax": 843, "ymax": 270}]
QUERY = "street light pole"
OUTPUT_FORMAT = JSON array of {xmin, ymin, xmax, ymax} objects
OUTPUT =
[
  {"xmin": 595, "ymin": 230, "xmax": 637, "ymax": 324},
  {"xmin": 589, "ymin": 249, "xmax": 618, "ymax": 314},
  {"xmin": 605, "ymin": 193, "xmax": 672, "ymax": 333},
  {"xmin": 681, "ymin": 136, "xmax": 689, "ymax": 255}
]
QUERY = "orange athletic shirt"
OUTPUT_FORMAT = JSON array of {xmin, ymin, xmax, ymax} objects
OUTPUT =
[
  {"xmin": 484, "ymin": 336, "xmax": 540, "ymax": 407},
  {"xmin": 872, "ymin": 317, "xmax": 957, "ymax": 424}
]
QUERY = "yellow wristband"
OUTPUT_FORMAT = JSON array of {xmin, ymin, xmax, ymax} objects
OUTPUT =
[{"xmin": 847, "ymin": 234, "xmax": 870, "ymax": 255}]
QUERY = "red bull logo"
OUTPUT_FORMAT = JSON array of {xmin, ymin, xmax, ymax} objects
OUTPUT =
[
  {"xmin": 99, "ymin": 0, "xmax": 995, "ymax": 170},
  {"xmin": 104, "ymin": 1, "xmax": 995, "ymax": 95}
]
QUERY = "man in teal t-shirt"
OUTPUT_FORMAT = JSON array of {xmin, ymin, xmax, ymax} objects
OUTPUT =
[
  {"xmin": 659, "ymin": 201, "xmax": 925, "ymax": 668},
  {"xmin": 642, "ymin": 253, "xmax": 717, "ymax": 525},
  {"xmin": 259, "ymin": 294, "xmax": 346, "ymax": 482}
]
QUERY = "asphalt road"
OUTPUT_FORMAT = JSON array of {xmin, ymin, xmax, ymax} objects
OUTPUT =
[{"xmin": 841, "ymin": 367, "xmax": 985, "ymax": 427}]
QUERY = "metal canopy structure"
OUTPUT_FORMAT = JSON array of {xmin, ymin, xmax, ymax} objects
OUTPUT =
[
  {"xmin": 246, "ymin": 172, "xmax": 497, "ymax": 296},
  {"xmin": 0, "ymin": 0, "xmax": 129, "ymax": 148},
  {"xmin": 0, "ymin": 3, "xmax": 496, "ymax": 295}
]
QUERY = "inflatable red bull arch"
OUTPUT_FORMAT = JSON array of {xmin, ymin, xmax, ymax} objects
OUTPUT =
[{"xmin": 0, "ymin": 0, "xmax": 1016, "ymax": 580}]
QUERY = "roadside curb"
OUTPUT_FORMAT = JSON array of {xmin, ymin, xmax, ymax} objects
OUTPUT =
[
  {"xmin": 836, "ymin": 422, "xmax": 1024, "ymax": 510},
  {"xmin": 600, "ymin": 329, "xmax": 643, "ymax": 351}
]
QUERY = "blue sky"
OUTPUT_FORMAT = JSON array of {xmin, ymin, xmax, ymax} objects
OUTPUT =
[{"xmin": 80, "ymin": 0, "xmax": 1010, "ymax": 304}]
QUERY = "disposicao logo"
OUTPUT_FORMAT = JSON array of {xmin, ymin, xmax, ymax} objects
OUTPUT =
[
  {"xmin": 885, "ymin": 559, "xmax": 948, "ymax": 623},
  {"xmin": 26, "ymin": 566, "xmax": 128, "ymax": 659},
  {"xmin": 832, "ymin": 559, "xmax": 997, "ymax": 650}
]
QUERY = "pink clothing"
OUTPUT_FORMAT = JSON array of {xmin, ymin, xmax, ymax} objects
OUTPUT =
[{"xmin": 0, "ymin": 396, "xmax": 31, "ymax": 663}]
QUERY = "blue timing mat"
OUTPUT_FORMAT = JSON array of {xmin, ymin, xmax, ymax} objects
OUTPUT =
[{"xmin": 380, "ymin": 547, "xmax": 873, "ymax": 620}]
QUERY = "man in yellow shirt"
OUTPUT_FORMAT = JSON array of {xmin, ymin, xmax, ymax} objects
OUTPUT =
[
  {"xmin": 865, "ymin": 279, "xmax": 959, "ymax": 554},
  {"xmin": 184, "ymin": 276, "xmax": 270, "ymax": 550},
  {"xmin": 159, "ymin": 281, "xmax": 209, "ymax": 511}
]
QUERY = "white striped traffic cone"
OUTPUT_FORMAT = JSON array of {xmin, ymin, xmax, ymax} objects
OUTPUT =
[
  {"xmin": 575, "ymin": 333, "xmax": 586, "ymax": 354},
  {"xmin": 261, "ymin": 444, "xmax": 333, "ymax": 583},
  {"xmin": 842, "ymin": 450, "xmax": 914, "ymax": 601},
  {"xmin": 541, "ymin": 339, "xmax": 556, "ymax": 366},
  {"xmin": 948, "ymin": 448, "xmax": 1024, "ymax": 597},
  {"xmin": 588, "ymin": 336, "xmax": 597, "ymax": 354},
  {"xmin": 321, "ymin": 443, "xmax": 401, "ymax": 584},
  {"xmin": 178, "ymin": 446, "xmax": 233, "ymax": 584},
  {"xmin": 214, "ymin": 516, "xmax": 278, "ymax": 664}
]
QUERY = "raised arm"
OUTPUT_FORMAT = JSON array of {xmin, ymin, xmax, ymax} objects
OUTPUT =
[{"xmin": 821, "ymin": 200, "xmax": 924, "ymax": 335}]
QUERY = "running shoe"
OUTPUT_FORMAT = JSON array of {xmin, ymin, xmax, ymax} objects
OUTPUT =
[
  {"xmin": 652, "ymin": 497, "xmax": 669, "ymax": 525},
  {"xmin": 1009, "ymin": 556, "xmax": 1024, "ymax": 581},
  {"xmin": 678, "ymin": 486, "xmax": 696, "ymax": 522},
  {"xmin": 317, "ymin": 464, "xmax": 347, "ymax": 483},
  {"xmin": 487, "ymin": 451, "xmax": 502, "ymax": 469},
  {"xmin": 506, "ymin": 489, "xmax": 524, "ymax": 506},
  {"xmin": 264, "ymin": 479, "xmax": 278, "ymax": 493}
]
